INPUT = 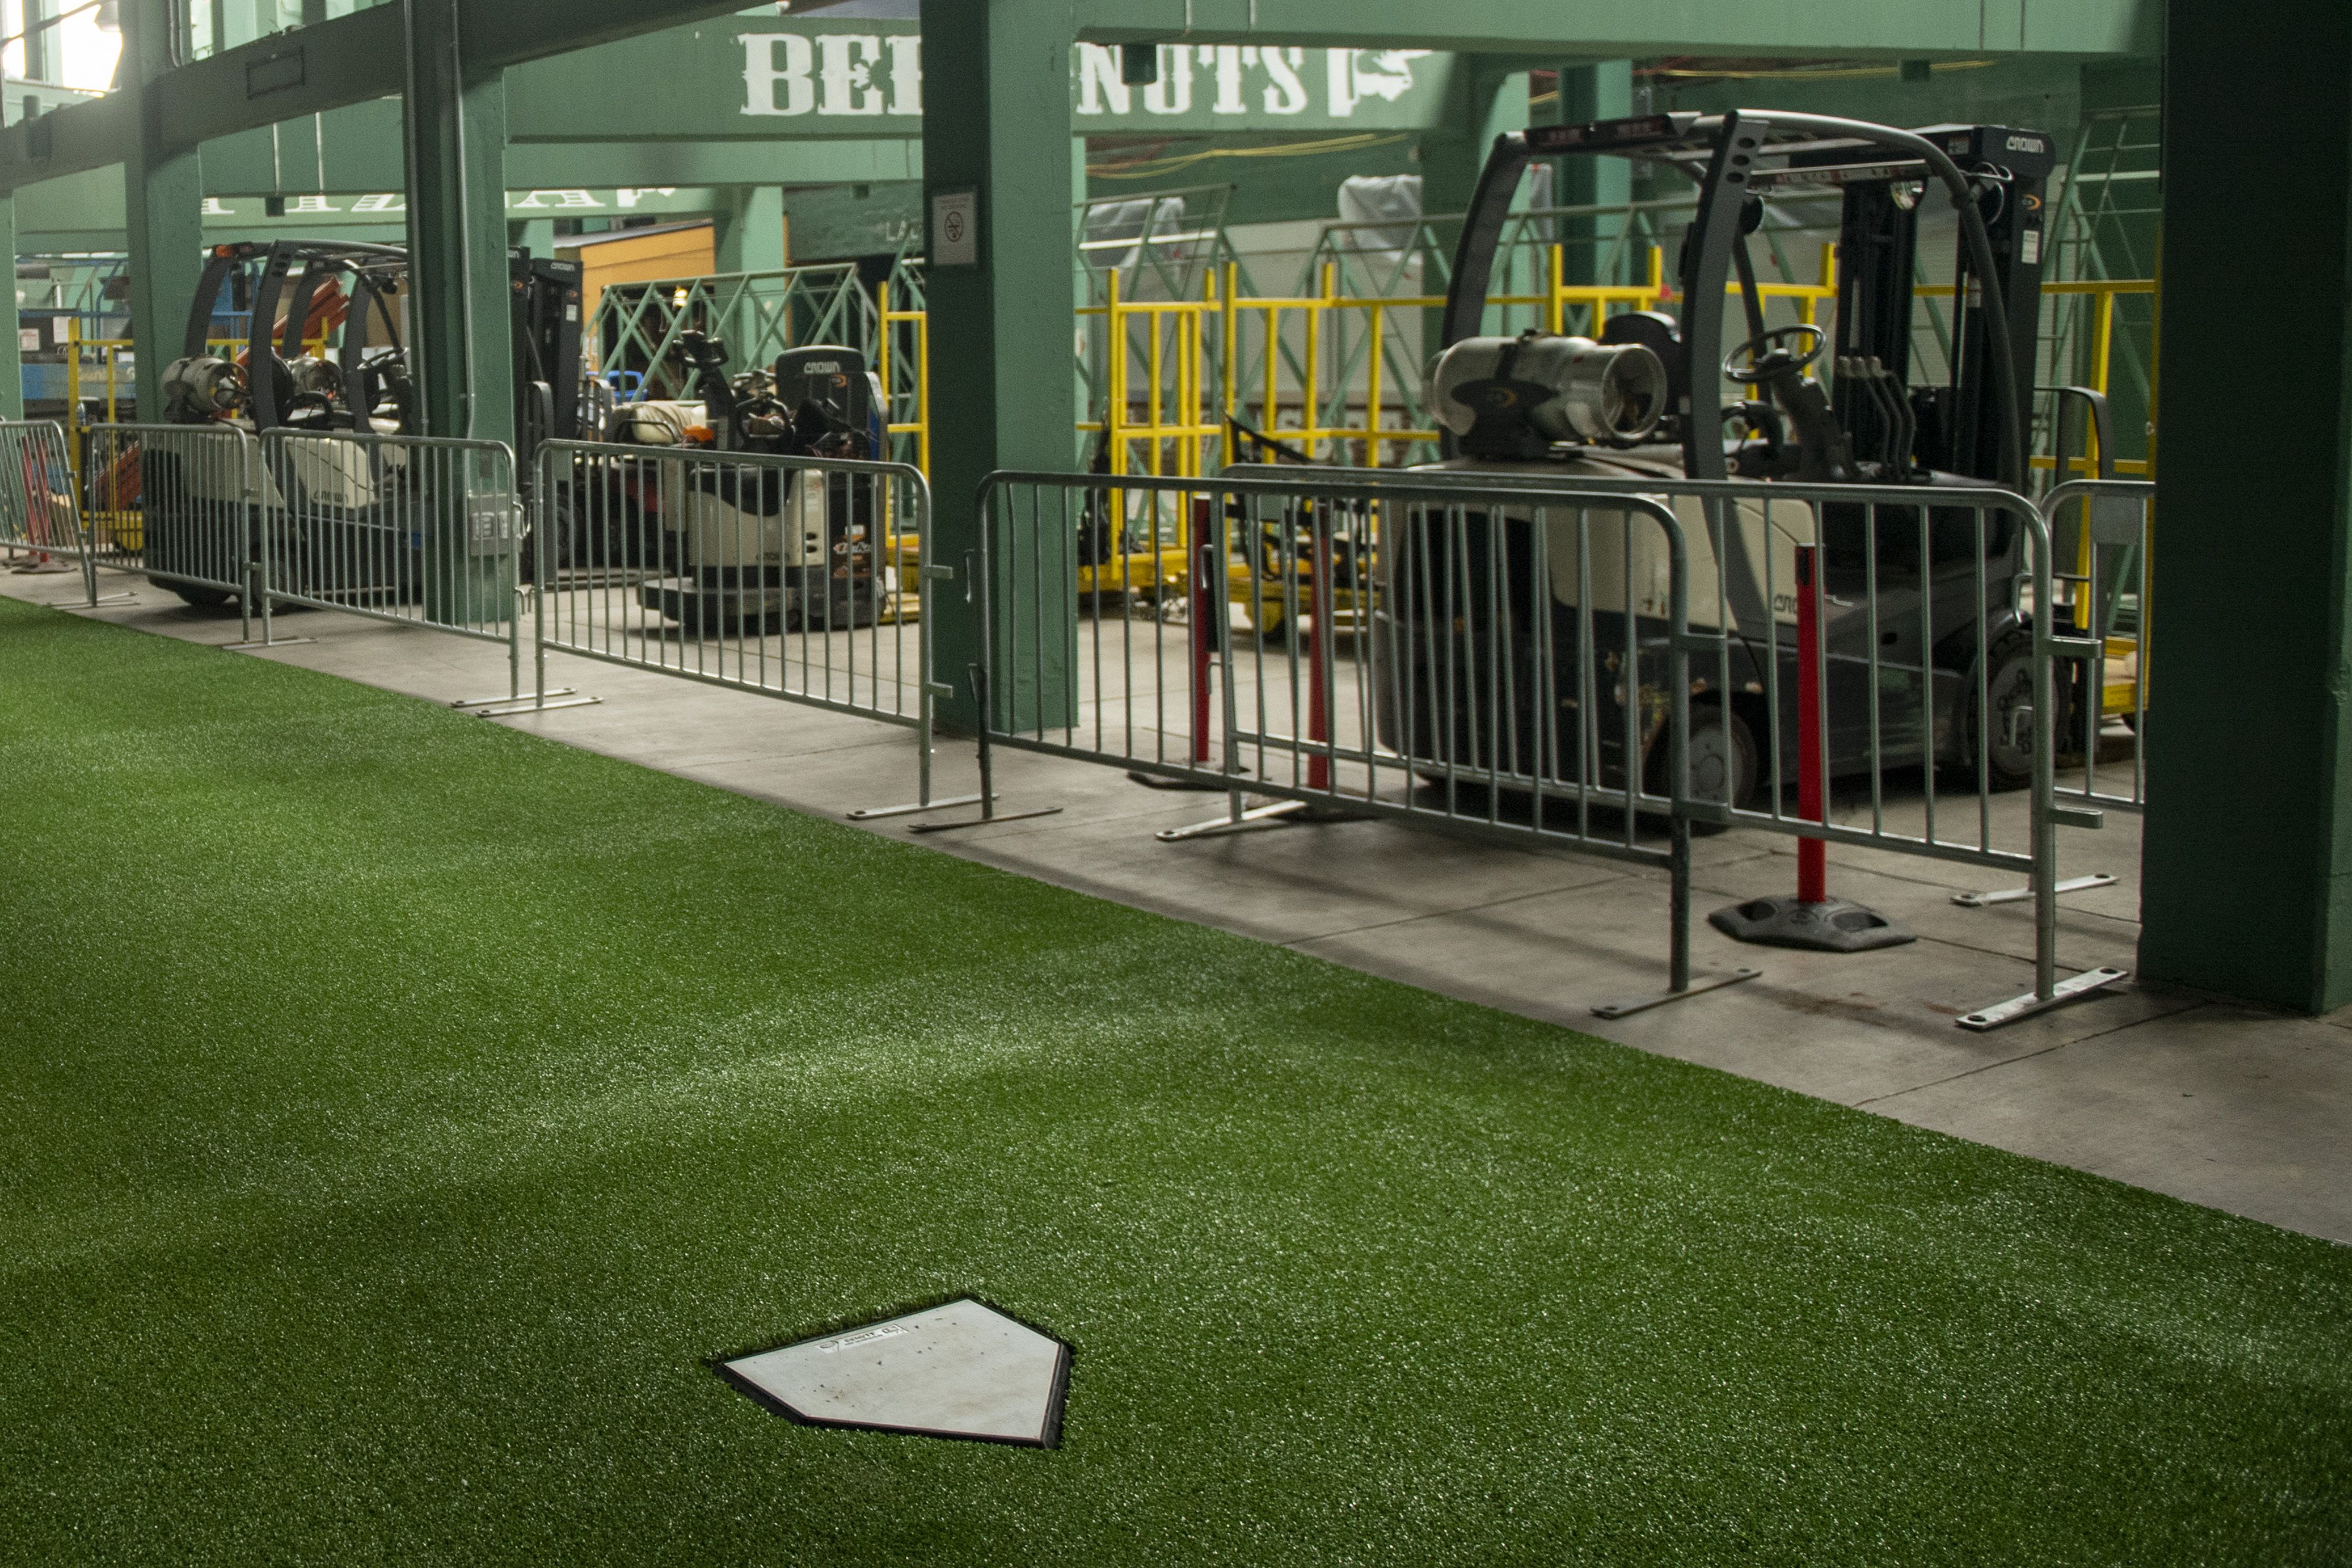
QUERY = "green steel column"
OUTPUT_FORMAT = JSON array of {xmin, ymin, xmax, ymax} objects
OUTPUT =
[
  {"xmin": 2139, "ymin": 2, "xmax": 2352, "ymax": 1011},
  {"xmin": 712, "ymin": 185, "xmax": 784, "ymax": 367},
  {"xmin": 0, "ymin": 191, "xmax": 21, "ymax": 421},
  {"xmin": 1554, "ymin": 62, "xmax": 1632, "ymax": 292},
  {"xmin": 713, "ymin": 186, "xmax": 784, "ymax": 274},
  {"xmin": 921, "ymin": 0, "xmax": 1079, "ymax": 734},
  {"xmin": 124, "ymin": 0, "xmax": 204, "ymax": 426},
  {"xmin": 401, "ymin": 0, "xmax": 514, "ymax": 621}
]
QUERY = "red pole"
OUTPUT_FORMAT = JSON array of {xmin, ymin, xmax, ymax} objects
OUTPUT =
[
  {"xmin": 1190, "ymin": 497, "xmax": 1213, "ymax": 767},
  {"xmin": 1795, "ymin": 542, "xmax": 1828, "ymax": 904},
  {"xmin": 1307, "ymin": 512, "xmax": 1333, "ymax": 791}
]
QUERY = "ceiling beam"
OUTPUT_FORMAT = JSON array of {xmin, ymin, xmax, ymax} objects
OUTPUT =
[
  {"xmin": 1070, "ymin": 0, "xmax": 2153, "ymax": 58},
  {"xmin": 0, "ymin": 0, "xmax": 750, "ymax": 191}
]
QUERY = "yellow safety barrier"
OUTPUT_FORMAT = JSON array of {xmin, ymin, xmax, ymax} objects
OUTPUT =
[{"xmin": 1915, "ymin": 277, "xmax": 2158, "ymax": 478}]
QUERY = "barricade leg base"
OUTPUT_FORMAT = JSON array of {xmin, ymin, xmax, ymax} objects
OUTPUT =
[
  {"xmin": 1592, "ymin": 966, "xmax": 1762, "ymax": 1020},
  {"xmin": 1952, "ymin": 873, "xmax": 2117, "ymax": 909},
  {"xmin": 1155, "ymin": 797, "xmax": 1355, "ymax": 842},
  {"xmin": 1708, "ymin": 896, "xmax": 1916, "ymax": 953},
  {"xmin": 1957, "ymin": 966, "xmax": 2132, "ymax": 1032},
  {"xmin": 452, "ymin": 686, "xmax": 577, "ymax": 710},
  {"xmin": 225, "ymin": 636, "xmax": 315, "ymax": 650},
  {"xmin": 66, "ymin": 593, "xmax": 137, "ymax": 609},
  {"xmin": 848, "ymin": 794, "xmax": 987, "ymax": 821},
  {"xmin": 1127, "ymin": 767, "xmax": 1248, "ymax": 792},
  {"xmin": 472, "ymin": 694, "xmax": 603, "ymax": 717},
  {"xmin": 908, "ymin": 805, "xmax": 1064, "ymax": 835}
]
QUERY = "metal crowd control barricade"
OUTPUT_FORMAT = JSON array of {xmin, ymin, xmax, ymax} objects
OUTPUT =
[
  {"xmin": 0, "ymin": 419, "xmax": 98, "ymax": 603},
  {"xmin": 2044, "ymin": 478, "xmax": 2154, "ymax": 814},
  {"xmin": 959, "ymin": 466, "xmax": 2129, "ymax": 1031},
  {"xmin": 529, "ymin": 439, "xmax": 962, "ymax": 815},
  {"xmin": 953, "ymin": 467, "xmax": 1758, "ymax": 1019},
  {"xmin": 255, "ymin": 428, "xmax": 563, "ymax": 689},
  {"xmin": 80, "ymin": 421, "xmax": 265, "ymax": 639},
  {"xmin": 1433, "ymin": 470, "xmax": 2127, "ymax": 1029}
]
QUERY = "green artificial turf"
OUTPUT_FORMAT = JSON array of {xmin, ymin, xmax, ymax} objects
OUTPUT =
[{"xmin": 0, "ymin": 595, "xmax": 2346, "ymax": 1566}]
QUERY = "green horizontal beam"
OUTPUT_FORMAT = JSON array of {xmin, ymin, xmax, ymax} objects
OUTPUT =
[
  {"xmin": 1071, "ymin": 0, "xmax": 2153, "ymax": 56},
  {"xmin": 0, "ymin": 0, "xmax": 752, "ymax": 191}
]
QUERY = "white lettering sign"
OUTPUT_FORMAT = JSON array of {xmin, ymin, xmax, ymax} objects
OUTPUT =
[{"xmin": 740, "ymin": 33, "xmax": 1429, "ymax": 121}]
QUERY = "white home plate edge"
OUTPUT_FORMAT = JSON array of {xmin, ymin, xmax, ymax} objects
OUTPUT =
[{"xmin": 719, "ymin": 1298, "xmax": 1071, "ymax": 1447}]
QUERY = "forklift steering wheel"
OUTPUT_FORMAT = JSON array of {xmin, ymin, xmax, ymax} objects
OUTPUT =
[{"xmin": 1723, "ymin": 324, "xmax": 1826, "ymax": 385}]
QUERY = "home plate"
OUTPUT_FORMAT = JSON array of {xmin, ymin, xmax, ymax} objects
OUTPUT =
[{"xmin": 718, "ymin": 1299, "xmax": 1071, "ymax": 1447}]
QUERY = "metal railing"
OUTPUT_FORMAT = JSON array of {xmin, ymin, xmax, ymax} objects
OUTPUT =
[
  {"xmin": 0, "ymin": 419, "xmax": 94, "ymax": 602},
  {"xmin": 259, "ymin": 428, "xmax": 537, "ymax": 694},
  {"xmin": 953, "ymin": 467, "xmax": 1743, "ymax": 1017},
  {"xmin": 949, "ymin": 465, "xmax": 2128, "ymax": 1030},
  {"xmin": 530, "ymin": 440, "xmax": 961, "ymax": 815},
  {"xmin": 2046, "ymin": 478, "xmax": 2154, "ymax": 813},
  {"xmin": 80, "ymin": 422, "xmax": 266, "ymax": 642}
]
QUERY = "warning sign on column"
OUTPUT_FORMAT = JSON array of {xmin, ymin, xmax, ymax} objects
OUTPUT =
[{"xmin": 932, "ymin": 190, "xmax": 979, "ymax": 267}]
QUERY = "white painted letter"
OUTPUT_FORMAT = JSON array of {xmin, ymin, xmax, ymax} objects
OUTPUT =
[
  {"xmin": 1142, "ymin": 43, "xmax": 1191, "ymax": 114},
  {"xmin": 1261, "ymin": 46, "xmax": 1307, "ymax": 115},
  {"xmin": 886, "ymin": 33, "xmax": 922, "ymax": 116},
  {"xmin": 741, "ymin": 33, "xmax": 815, "ymax": 116},
  {"xmin": 350, "ymin": 192, "xmax": 403, "ymax": 213},
  {"xmin": 1326, "ymin": 50, "xmax": 1359, "ymax": 117},
  {"xmin": 1208, "ymin": 46, "xmax": 1246, "ymax": 115},
  {"xmin": 817, "ymin": 34, "xmax": 886, "ymax": 115},
  {"xmin": 1076, "ymin": 43, "xmax": 1128, "ymax": 116}
]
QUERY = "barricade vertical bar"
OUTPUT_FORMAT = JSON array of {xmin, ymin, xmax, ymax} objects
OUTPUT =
[
  {"xmin": 1307, "ymin": 511, "xmax": 1333, "ymax": 792},
  {"xmin": 236, "ymin": 437, "xmax": 255, "ymax": 647},
  {"xmin": 1232, "ymin": 501, "xmax": 1251, "ymax": 823},
  {"xmin": 1191, "ymin": 536, "xmax": 1215, "ymax": 767}
]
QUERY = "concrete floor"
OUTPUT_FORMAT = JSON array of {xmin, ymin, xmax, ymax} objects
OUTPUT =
[{"xmin": 11, "ymin": 562, "xmax": 2348, "ymax": 1246}]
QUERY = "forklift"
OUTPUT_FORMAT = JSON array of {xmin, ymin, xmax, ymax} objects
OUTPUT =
[
  {"xmin": 558, "ymin": 330, "xmax": 884, "ymax": 634},
  {"xmin": 1386, "ymin": 110, "xmax": 2057, "ymax": 810},
  {"xmin": 145, "ymin": 239, "xmax": 586, "ymax": 608}
]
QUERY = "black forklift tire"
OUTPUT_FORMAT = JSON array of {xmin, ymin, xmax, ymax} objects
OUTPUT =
[
  {"xmin": 1651, "ymin": 701, "xmax": 1759, "ymax": 832},
  {"xmin": 1964, "ymin": 630, "xmax": 2059, "ymax": 793},
  {"xmin": 162, "ymin": 581, "xmax": 233, "ymax": 609}
]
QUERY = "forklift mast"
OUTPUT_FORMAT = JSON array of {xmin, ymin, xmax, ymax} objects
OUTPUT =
[
  {"xmin": 174, "ymin": 240, "xmax": 587, "ymax": 446},
  {"xmin": 511, "ymin": 251, "xmax": 586, "ymax": 451},
  {"xmin": 1437, "ymin": 112, "xmax": 2048, "ymax": 492}
]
